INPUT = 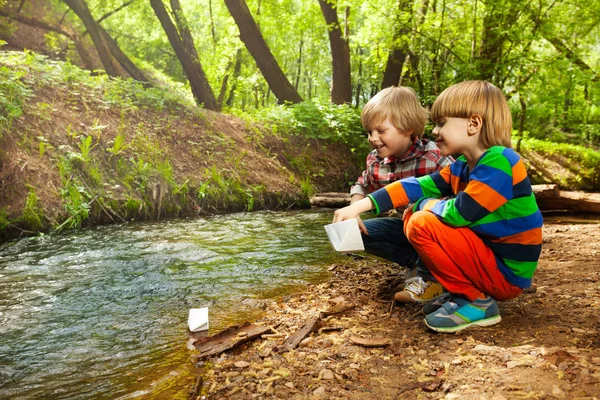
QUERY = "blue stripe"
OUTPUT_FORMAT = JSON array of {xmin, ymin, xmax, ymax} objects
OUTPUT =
[
  {"xmin": 454, "ymin": 192, "xmax": 490, "ymax": 222},
  {"xmin": 501, "ymin": 147, "xmax": 521, "ymax": 167},
  {"xmin": 370, "ymin": 189, "xmax": 393, "ymax": 214},
  {"xmin": 450, "ymin": 159, "xmax": 469, "ymax": 182},
  {"xmin": 484, "ymin": 240, "xmax": 542, "ymax": 262},
  {"xmin": 513, "ymin": 178, "xmax": 533, "ymax": 198},
  {"xmin": 401, "ymin": 177, "xmax": 424, "ymax": 202},
  {"xmin": 496, "ymin": 257, "xmax": 532, "ymax": 288},
  {"xmin": 471, "ymin": 212, "xmax": 543, "ymax": 238},
  {"xmin": 471, "ymin": 164, "xmax": 512, "ymax": 200}
]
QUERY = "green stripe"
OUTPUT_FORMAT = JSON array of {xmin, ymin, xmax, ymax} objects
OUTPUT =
[
  {"xmin": 478, "ymin": 147, "xmax": 512, "ymax": 175},
  {"xmin": 503, "ymin": 259, "xmax": 537, "ymax": 279},
  {"xmin": 439, "ymin": 199, "xmax": 470, "ymax": 226},
  {"xmin": 470, "ymin": 195, "xmax": 539, "ymax": 227},
  {"xmin": 367, "ymin": 194, "xmax": 380, "ymax": 216},
  {"xmin": 417, "ymin": 175, "xmax": 442, "ymax": 198}
]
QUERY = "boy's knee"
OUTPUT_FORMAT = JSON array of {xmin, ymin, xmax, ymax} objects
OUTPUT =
[{"xmin": 405, "ymin": 211, "xmax": 437, "ymax": 241}]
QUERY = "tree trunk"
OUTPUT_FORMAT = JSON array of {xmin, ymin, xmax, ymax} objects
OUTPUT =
[
  {"xmin": 224, "ymin": 0, "xmax": 302, "ymax": 104},
  {"xmin": 318, "ymin": 0, "xmax": 352, "ymax": 104},
  {"xmin": 226, "ymin": 48, "xmax": 243, "ymax": 107},
  {"xmin": 62, "ymin": 0, "xmax": 121, "ymax": 77},
  {"xmin": 98, "ymin": 25, "xmax": 148, "ymax": 82},
  {"xmin": 150, "ymin": 0, "xmax": 219, "ymax": 111},
  {"xmin": 381, "ymin": 0, "xmax": 413, "ymax": 89}
]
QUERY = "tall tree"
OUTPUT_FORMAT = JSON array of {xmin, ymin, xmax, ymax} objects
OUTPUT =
[
  {"xmin": 150, "ymin": 0, "xmax": 219, "ymax": 110},
  {"xmin": 61, "ymin": 0, "xmax": 147, "ymax": 81},
  {"xmin": 318, "ymin": 0, "xmax": 351, "ymax": 104},
  {"xmin": 62, "ymin": 0, "xmax": 120, "ymax": 77},
  {"xmin": 224, "ymin": 0, "xmax": 302, "ymax": 104},
  {"xmin": 381, "ymin": 0, "xmax": 414, "ymax": 89}
]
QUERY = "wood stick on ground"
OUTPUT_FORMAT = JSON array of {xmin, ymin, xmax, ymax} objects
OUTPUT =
[
  {"xmin": 278, "ymin": 314, "xmax": 321, "ymax": 352},
  {"xmin": 188, "ymin": 375, "xmax": 203, "ymax": 400}
]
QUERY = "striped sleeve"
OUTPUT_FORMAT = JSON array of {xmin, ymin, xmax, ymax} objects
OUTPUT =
[
  {"xmin": 368, "ymin": 164, "xmax": 455, "ymax": 214},
  {"xmin": 428, "ymin": 151, "xmax": 513, "ymax": 227}
]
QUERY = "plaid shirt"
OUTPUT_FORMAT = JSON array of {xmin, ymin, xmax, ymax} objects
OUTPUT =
[{"xmin": 350, "ymin": 138, "xmax": 454, "ymax": 197}]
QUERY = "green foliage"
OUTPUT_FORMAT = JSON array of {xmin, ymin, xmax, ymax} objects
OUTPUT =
[
  {"xmin": 0, "ymin": 64, "xmax": 32, "ymax": 131},
  {"xmin": 0, "ymin": 207, "xmax": 10, "ymax": 231},
  {"xmin": 56, "ymin": 181, "xmax": 91, "ymax": 231},
  {"xmin": 19, "ymin": 186, "xmax": 44, "ymax": 230},
  {"xmin": 519, "ymin": 137, "xmax": 600, "ymax": 190},
  {"xmin": 107, "ymin": 132, "xmax": 129, "ymax": 156},
  {"xmin": 246, "ymin": 100, "xmax": 368, "ymax": 155},
  {"xmin": 196, "ymin": 166, "xmax": 252, "ymax": 211}
]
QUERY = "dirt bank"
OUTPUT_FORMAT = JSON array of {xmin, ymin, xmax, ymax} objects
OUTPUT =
[
  {"xmin": 0, "ymin": 51, "xmax": 362, "ymax": 239},
  {"xmin": 191, "ymin": 221, "xmax": 600, "ymax": 399}
]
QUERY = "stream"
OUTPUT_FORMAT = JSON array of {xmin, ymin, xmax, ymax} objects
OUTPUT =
[{"xmin": 0, "ymin": 210, "xmax": 345, "ymax": 399}]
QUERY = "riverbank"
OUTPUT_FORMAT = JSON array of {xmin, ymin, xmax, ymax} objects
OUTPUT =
[
  {"xmin": 190, "ymin": 220, "xmax": 600, "ymax": 399},
  {"xmin": 0, "ymin": 51, "xmax": 363, "ymax": 240}
]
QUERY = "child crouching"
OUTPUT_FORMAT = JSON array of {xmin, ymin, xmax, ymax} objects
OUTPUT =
[{"xmin": 333, "ymin": 80, "xmax": 543, "ymax": 333}]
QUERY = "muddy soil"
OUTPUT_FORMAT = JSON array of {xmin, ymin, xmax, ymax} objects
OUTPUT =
[{"xmin": 192, "ymin": 222, "xmax": 600, "ymax": 399}]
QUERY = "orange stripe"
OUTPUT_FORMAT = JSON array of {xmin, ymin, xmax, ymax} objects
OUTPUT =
[
  {"xmin": 423, "ymin": 199, "xmax": 439, "ymax": 211},
  {"xmin": 438, "ymin": 167, "xmax": 452, "ymax": 185},
  {"xmin": 490, "ymin": 227, "xmax": 542, "ymax": 245},
  {"xmin": 450, "ymin": 174, "xmax": 462, "ymax": 194},
  {"xmin": 512, "ymin": 159, "xmax": 527, "ymax": 185},
  {"xmin": 386, "ymin": 181, "xmax": 409, "ymax": 207},
  {"xmin": 466, "ymin": 180, "xmax": 507, "ymax": 211}
]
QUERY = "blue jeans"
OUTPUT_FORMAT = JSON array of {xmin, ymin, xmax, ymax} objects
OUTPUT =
[{"xmin": 362, "ymin": 216, "xmax": 434, "ymax": 281}]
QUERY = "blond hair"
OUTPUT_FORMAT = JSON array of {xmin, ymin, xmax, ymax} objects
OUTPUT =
[
  {"xmin": 431, "ymin": 80, "xmax": 512, "ymax": 148},
  {"xmin": 361, "ymin": 86, "xmax": 428, "ymax": 138}
]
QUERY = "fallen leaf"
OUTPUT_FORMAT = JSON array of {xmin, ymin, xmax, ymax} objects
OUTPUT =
[{"xmin": 349, "ymin": 335, "xmax": 391, "ymax": 347}]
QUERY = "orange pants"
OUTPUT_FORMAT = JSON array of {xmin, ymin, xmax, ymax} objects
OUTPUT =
[{"xmin": 404, "ymin": 211, "xmax": 522, "ymax": 301}]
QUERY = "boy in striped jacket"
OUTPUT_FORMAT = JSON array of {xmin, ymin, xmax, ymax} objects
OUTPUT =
[{"xmin": 334, "ymin": 80, "xmax": 543, "ymax": 333}]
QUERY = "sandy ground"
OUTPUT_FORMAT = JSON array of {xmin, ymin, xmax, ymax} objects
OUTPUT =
[{"xmin": 190, "ymin": 221, "xmax": 600, "ymax": 400}]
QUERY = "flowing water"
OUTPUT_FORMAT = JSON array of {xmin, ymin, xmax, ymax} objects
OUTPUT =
[{"xmin": 0, "ymin": 210, "xmax": 346, "ymax": 399}]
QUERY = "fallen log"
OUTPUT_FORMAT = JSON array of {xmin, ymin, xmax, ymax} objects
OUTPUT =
[
  {"xmin": 310, "ymin": 184, "xmax": 600, "ymax": 213},
  {"xmin": 194, "ymin": 322, "xmax": 273, "ymax": 359}
]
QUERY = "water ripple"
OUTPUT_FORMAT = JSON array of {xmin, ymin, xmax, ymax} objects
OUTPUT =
[{"xmin": 0, "ymin": 210, "xmax": 344, "ymax": 399}]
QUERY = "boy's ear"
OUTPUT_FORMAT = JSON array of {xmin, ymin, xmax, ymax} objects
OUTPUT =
[{"xmin": 467, "ymin": 114, "xmax": 483, "ymax": 135}]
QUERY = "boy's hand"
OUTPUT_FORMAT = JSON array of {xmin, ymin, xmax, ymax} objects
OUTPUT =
[
  {"xmin": 403, "ymin": 205, "xmax": 414, "ymax": 221},
  {"xmin": 356, "ymin": 216, "xmax": 368, "ymax": 235},
  {"xmin": 333, "ymin": 197, "xmax": 374, "ymax": 222},
  {"xmin": 333, "ymin": 205, "xmax": 359, "ymax": 222}
]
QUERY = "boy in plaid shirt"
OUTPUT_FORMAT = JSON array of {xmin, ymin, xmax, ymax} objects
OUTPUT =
[{"xmin": 351, "ymin": 86, "xmax": 453, "ymax": 303}]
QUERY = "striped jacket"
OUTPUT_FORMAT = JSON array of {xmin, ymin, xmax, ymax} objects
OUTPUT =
[{"xmin": 368, "ymin": 146, "xmax": 543, "ymax": 289}]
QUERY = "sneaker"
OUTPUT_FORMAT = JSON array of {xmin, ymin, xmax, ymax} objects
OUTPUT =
[
  {"xmin": 424, "ymin": 296, "xmax": 501, "ymax": 333},
  {"xmin": 394, "ymin": 277, "xmax": 445, "ymax": 303},
  {"xmin": 422, "ymin": 292, "xmax": 452, "ymax": 315}
]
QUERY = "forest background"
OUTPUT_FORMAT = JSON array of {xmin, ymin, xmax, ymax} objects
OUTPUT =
[{"xmin": 0, "ymin": 0, "xmax": 599, "ymax": 239}]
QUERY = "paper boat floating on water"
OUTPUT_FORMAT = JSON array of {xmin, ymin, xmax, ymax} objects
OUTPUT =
[
  {"xmin": 188, "ymin": 307, "xmax": 209, "ymax": 332},
  {"xmin": 324, "ymin": 219, "xmax": 365, "ymax": 252}
]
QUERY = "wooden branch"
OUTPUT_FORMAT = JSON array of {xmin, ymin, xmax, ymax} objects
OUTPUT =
[
  {"xmin": 194, "ymin": 322, "xmax": 273, "ymax": 359},
  {"xmin": 0, "ymin": 10, "xmax": 75, "ymax": 40},
  {"xmin": 188, "ymin": 375, "xmax": 203, "ymax": 400},
  {"xmin": 310, "ymin": 184, "xmax": 600, "ymax": 213},
  {"xmin": 278, "ymin": 314, "xmax": 321, "ymax": 353}
]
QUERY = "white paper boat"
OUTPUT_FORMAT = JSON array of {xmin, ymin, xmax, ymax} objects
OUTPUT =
[
  {"xmin": 324, "ymin": 219, "xmax": 365, "ymax": 252},
  {"xmin": 188, "ymin": 307, "xmax": 209, "ymax": 332}
]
